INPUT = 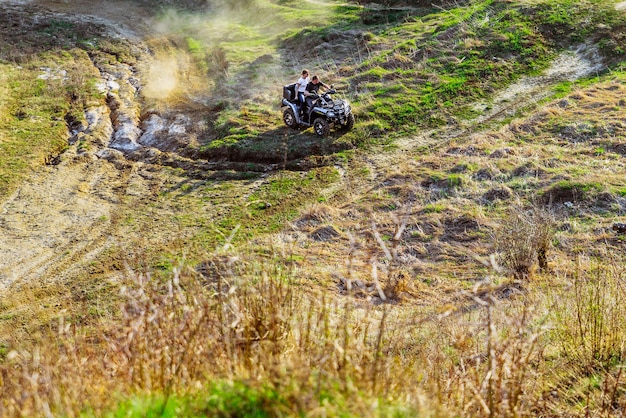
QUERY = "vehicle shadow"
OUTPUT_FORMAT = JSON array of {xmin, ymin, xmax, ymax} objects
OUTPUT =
[{"xmin": 196, "ymin": 126, "xmax": 355, "ymax": 168}]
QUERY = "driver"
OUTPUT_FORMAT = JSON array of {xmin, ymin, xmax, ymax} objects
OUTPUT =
[{"xmin": 303, "ymin": 75, "xmax": 330, "ymax": 112}]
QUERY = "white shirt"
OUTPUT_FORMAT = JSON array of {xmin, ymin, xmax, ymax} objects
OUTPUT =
[{"xmin": 296, "ymin": 76, "xmax": 309, "ymax": 93}]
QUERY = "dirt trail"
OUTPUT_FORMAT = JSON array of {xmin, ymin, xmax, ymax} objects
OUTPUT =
[
  {"xmin": 0, "ymin": 147, "xmax": 174, "ymax": 289},
  {"xmin": 378, "ymin": 43, "xmax": 606, "ymax": 169},
  {"xmin": 0, "ymin": 0, "xmax": 250, "ymax": 289},
  {"xmin": 0, "ymin": 157, "xmax": 125, "ymax": 287}
]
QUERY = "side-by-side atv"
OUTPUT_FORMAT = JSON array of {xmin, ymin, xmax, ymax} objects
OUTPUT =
[{"xmin": 281, "ymin": 83, "xmax": 354, "ymax": 136}]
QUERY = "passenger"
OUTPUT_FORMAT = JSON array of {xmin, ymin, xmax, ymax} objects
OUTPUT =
[{"xmin": 295, "ymin": 69, "xmax": 310, "ymax": 106}]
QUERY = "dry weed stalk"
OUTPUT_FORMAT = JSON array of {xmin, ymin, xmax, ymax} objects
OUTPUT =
[
  {"xmin": 428, "ymin": 291, "xmax": 546, "ymax": 418},
  {"xmin": 2, "ymin": 216, "xmax": 623, "ymax": 416},
  {"xmin": 369, "ymin": 203, "xmax": 411, "ymax": 301},
  {"xmin": 535, "ymin": 252, "xmax": 626, "ymax": 414},
  {"xmin": 554, "ymin": 254, "xmax": 626, "ymax": 370}
]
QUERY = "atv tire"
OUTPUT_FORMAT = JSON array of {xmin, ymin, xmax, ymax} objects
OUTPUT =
[
  {"xmin": 342, "ymin": 113, "xmax": 355, "ymax": 131},
  {"xmin": 283, "ymin": 108, "xmax": 297, "ymax": 129},
  {"xmin": 313, "ymin": 117, "xmax": 330, "ymax": 137}
]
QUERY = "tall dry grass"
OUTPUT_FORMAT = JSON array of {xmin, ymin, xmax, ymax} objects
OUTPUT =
[
  {"xmin": 0, "ymin": 242, "xmax": 624, "ymax": 416},
  {"xmin": 543, "ymin": 253, "xmax": 626, "ymax": 415}
]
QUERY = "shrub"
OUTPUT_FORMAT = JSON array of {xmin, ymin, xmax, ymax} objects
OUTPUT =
[{"xmin": 494, "ymin": 202, "xmax": 556, "ymax": 280}]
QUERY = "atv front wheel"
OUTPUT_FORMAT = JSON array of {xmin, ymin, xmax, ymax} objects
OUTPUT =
[
  {"xmin": 341, "ymin": 113, "xmax": 355, "ymax": 131},
  {"xmin": 283, "ymin": 108, "xmax": 297, "ymax": 129},
  {"xmin": 313, "ymin": 117, "xmax": 330, "ymax": 137}
]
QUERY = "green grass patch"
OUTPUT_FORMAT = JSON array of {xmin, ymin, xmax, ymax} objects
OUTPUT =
[
  {"xmin": 104, "ymin": 382, "xmax": 286, "ymax": 418},
  {"xmin": 0, "ymin": 51, "xmax": 102, "ymax": 197},
  {"xmin": 244, "ymin": 167, "xmax": 341, "ymax": 233},
  {"xmin": 423, "ymin": 202, "xmax": 446, "ymax": 213},
  {"xmin": 161, "ymin": 0, "xmax": 626, "ymax": 161}
]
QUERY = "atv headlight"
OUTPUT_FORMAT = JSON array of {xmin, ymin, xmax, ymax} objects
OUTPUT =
[{"xmin": 327, "ymin": 112, "xmax": 335, "ymax": 118}]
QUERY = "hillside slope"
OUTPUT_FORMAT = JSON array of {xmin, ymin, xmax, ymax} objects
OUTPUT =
[{"xmin": 0, "ymin": 0, "xmax": 625, "ymax": 416}]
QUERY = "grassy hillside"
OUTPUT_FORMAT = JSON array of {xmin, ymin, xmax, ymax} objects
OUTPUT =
[{"xmin": 0, "ymin": 0, "xmax": 626, "ymax": 416}]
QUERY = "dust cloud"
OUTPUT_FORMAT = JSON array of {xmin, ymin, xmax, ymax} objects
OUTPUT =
[
  {"xmin": 139, "ymin": 0, "xmax": 335, "ymax": 104},
  {"xmin": 140, "ymin": 1, "xmax": 264, "ymax": 103},
  {"xmin": 142, "ymin": 57, "xmax": 180, "ymax": 100},
  {"xmin": 24, "ymin": 0, "xmax": 338, "ymax": 104}
]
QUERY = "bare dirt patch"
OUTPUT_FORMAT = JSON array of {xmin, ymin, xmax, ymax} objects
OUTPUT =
[
  {"xmin": 0, "ymin": 155, "xmax": 130, "ymax": 288},
  {"xmin": 472, "ymin": 43, "xmax": 605, "ymax": 126}
]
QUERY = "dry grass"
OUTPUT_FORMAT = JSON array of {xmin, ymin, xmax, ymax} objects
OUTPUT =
[
  {"xmin": 1, "ymin": 241, "xmax": 623, "ymax": 416},
  {"xmin": 494, "ymin": 201, "xmax": 557, "ymax": 280}
]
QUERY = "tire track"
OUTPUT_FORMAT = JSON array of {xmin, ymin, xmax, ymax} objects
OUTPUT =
[{"xmin": 0, "ymin": 156, "xmax": 135, "ymax": 288}]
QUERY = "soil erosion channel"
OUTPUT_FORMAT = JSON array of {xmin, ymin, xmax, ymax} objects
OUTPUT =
[{"xmin": 0, "ymin": 0, "xmax": 226, "ymax": 288}]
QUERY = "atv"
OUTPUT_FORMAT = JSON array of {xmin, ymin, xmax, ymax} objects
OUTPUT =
[{"xmin": 281, "ymin": 83, "xmax": 354, "ymax": 136}]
